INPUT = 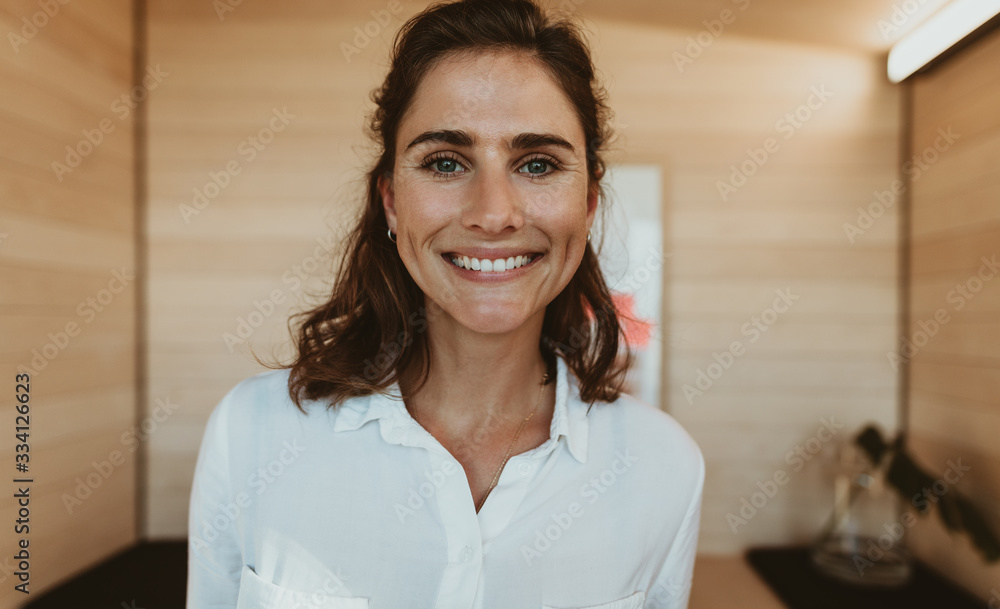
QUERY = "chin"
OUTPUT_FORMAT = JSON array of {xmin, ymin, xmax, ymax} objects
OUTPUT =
[{"xmin": 451, "ymin": 304, "xmax": 535, "ymax": 336}]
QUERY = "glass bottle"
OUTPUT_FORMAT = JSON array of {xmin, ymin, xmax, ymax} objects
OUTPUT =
[{"xmin": 810, "ymin": 441, "xmax": 913, "ymax": 587}]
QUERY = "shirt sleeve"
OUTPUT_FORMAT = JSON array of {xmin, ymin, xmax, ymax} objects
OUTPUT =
[
  {"xmin": 187, "ymin": 390, "xmax": 243, "ymax": 608},
  {"xmin": 646, "ymin": 447, "xmax": 705, "ymax": 609}
]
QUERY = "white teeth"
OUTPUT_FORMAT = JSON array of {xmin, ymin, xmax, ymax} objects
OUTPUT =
[{"xmin": 449, "ymin": 254, "xmax": 535, "ymax": 272}]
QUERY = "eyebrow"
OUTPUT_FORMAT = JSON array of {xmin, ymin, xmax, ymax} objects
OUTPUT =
[{"xmin": 404, "ymin": 130, "xmax": 575, "ymax": 153}]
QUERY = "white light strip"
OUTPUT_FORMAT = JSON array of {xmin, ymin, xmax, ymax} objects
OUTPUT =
[{"xmin": 887, "ymin": 0, "xmax": 1000, "ymax": 83}]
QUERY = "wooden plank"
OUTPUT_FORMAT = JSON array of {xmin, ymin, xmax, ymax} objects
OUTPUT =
[
  {"xmin": 908, "ymin": 321, "xmax": 1000, "ymax": 361},
  {"xmin": 671, "ymin": 245, "xmax": 896, "ymax": 278},
  {"xmin": 669, "ymin": 354, "xmax": 897, "ymax": 390},
  {"xmin": 910, "ymin": 274, "xmax": 1000, "ymax": 314},
  {"xmin": 0, "ymin": 60, "xmax": 133, "ymax": 157},
  {"xmin": 672, "ymin": 319, "xmax": 897, "ymax": 352},
  {"xmin": 0, "ymin": 12, "xmax": 132, "ymax": 110},
  {"xmin": 0, "ymin": 214, "xmax": 133, "ymax": 272},
  {"xmin": 0, "ymin": 165, "xmax": 134, "ymax": 233},
  {"xmin": 912, "ymin": 226, "xmax": 1000, "ymax": 276},
  {"xmin": 671, "ymin": 281, "xmax": 895, "ymax": 314},
  {"xmin": 0, "ymin": 1, "xmax": 131, "ymax": 82},
  {"xmin": 911, "ymin": 79, "xmax": 1000, "ymax": 153},
  {"xmin": 910, "ymin": 358, "xmax": 1000, "ymax": 403},
  {"xmin": 910, "ymin": 394, "xmax": 1000, "ymax": 459},
  {"xmin": 28, "ymin": 386, "xmax": 135, "ymax": 447}
]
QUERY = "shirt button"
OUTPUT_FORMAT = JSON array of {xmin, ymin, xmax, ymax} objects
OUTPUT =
[
  {"xmin": 518, "ymin": 462, "xmax": 533, "ymax": 476},
  {"xmin": 460, "ymin": 546, "xmax": 473, "ymax": 562}
]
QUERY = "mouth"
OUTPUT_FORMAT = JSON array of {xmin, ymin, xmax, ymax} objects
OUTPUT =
[{"xmin": 442, "ymin": 252, "xmax": 542, "ymax": 274}]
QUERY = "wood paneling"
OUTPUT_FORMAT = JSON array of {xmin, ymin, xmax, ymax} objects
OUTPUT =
[
  {"xmin": 143, "ymin": 0, "xmax": 396, "ymax": 539},
  {"xmin": 0, "ymin": 0, "xmax": 136, "ymax": 604},
  {"xmin": 906, "ymin": 25, "xmax": 1000, "ymax": 599},
  {"xmin": 590, "ymin": 22, "xmax": 900, "ymax": 553}
]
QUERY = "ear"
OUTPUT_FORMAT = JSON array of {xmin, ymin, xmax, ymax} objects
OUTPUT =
[{"xmin": 378, "ymin": 172, "xmax": 397, "ymax": 231}]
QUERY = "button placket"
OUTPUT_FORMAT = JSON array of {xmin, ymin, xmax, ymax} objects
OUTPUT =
[{"xmin": 431, "ymin": 453, "xmax": 483, "ymax": 608}]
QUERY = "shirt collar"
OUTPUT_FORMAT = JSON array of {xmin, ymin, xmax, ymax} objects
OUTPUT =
[{"xmin": 330, "ymin": 355, "xmax": 589, "ymax": 464}]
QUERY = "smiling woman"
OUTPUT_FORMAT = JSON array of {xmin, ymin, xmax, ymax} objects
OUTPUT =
[{"xmin": 187, "ymin": 1, "xmax": 704, "ymax": 608}]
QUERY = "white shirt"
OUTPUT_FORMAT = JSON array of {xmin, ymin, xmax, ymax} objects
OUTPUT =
[{"xmin": 187, "ymin": 355, "xmax": 704, "ymax": 609}]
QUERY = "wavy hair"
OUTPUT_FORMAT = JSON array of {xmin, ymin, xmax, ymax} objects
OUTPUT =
[{"xmin": 284, "ymin": 0, "xmax": 632, "ymax": 410}]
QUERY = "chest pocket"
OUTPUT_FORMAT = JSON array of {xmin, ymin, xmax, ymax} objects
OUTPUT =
[
  {"xmin": 236, "ymin": 564, "xmax": 369, "ymax": 609},
  {"xmin": 542, "ymin": 590, "xmax": 645, "ymax": 609}
]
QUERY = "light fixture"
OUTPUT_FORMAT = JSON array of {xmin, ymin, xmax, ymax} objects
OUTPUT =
[{"xmin": 887, "ymin": 0, "xmax": 1000, "ymax": 83}]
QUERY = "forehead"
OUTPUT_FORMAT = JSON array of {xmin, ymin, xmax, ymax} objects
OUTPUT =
[{"xmin": 399, "ymin": 50, "xmax": 584, "ymax": 145}]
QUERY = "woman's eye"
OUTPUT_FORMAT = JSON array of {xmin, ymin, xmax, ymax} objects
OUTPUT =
[
  {"xmin": 521, "ymin": 160, "xmax": 548, "ymax": 174},
  {"xmin": 429, "ymin": 157, "xmax": 464, "ymax": 174},
  {"xmin": 518, "ymin": 158, "xmax": 558, "ymax": 176}
]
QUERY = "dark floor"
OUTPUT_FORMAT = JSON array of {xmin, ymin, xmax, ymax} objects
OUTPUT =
[
  {"xmin": 21, "ymin": 542, "xmax": 988, "ymax": 608},
  {"xmin": 24, "ymin": 541, "xmax": 186, "ymax": 609}
]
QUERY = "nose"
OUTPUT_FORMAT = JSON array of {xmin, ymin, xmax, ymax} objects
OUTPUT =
[{"xmin": 461, "ymin": 163, "xmax": 525, "ymax": 234}]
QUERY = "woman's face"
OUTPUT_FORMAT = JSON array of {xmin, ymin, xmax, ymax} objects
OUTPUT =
[{"xmin": 380, "ymin": 50, "xmax": 597, "ymax": 336}]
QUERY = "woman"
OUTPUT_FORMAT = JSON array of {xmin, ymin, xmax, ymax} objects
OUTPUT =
[{"xmin": 187, "ymin": 1, "xmax": 703, "ymax": 607}]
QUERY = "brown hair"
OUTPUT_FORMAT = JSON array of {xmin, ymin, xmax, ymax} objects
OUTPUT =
[{"xmin": 285, "ymin": 0, "xmax": 632, "ymax": 410}]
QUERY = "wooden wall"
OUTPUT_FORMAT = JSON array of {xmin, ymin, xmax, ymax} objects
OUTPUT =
[
  {"xmin": 0, "ymin": 0, "xmax": 136, "ymax": 604},
  {"xmin": 143, "ymin": 0, "xmax": 397, "ymax": 537},
  {"xmin": 588, "ymin": 22, "xmax": 901, "ymax": 552},
  {"xmin": 144, "ymin": 0, "xmax": 901, "ymax": 557},
  {"xmin": 905, "ymin": 25, "xmax": 1000, "ymax": 599}
]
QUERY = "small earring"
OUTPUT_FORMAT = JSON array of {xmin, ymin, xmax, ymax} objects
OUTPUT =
[
  {"xmin": 587, "ymin": 231, "xmax": 591, "ymax": 242},
  {"xmin": 387, "ymin": 227, "xmax": 397, "ymax": 243}
]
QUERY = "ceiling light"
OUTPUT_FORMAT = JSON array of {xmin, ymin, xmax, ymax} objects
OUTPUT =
[{"xmin": 887, "ymin": 0, "xmax": 1000, "ymax": 83}]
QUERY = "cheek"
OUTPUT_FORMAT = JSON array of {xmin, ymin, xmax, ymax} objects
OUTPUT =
[
  {"xmin": 530, "ymin": 188, "xmax": 589, "ymax": 240},
  {"xmin": 396, "ymin": 182, "xmax": 457, "ymax": 231}
]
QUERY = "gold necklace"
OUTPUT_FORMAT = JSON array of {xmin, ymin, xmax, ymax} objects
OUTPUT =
[{"xmin": 475, "ymin": 371, "xmax": 549, "ymax": 513}]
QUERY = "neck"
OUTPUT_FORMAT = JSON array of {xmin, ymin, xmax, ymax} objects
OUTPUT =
[{"xmin": 400, "ymin": 307, "xmax": 550, "ymax": 429}]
